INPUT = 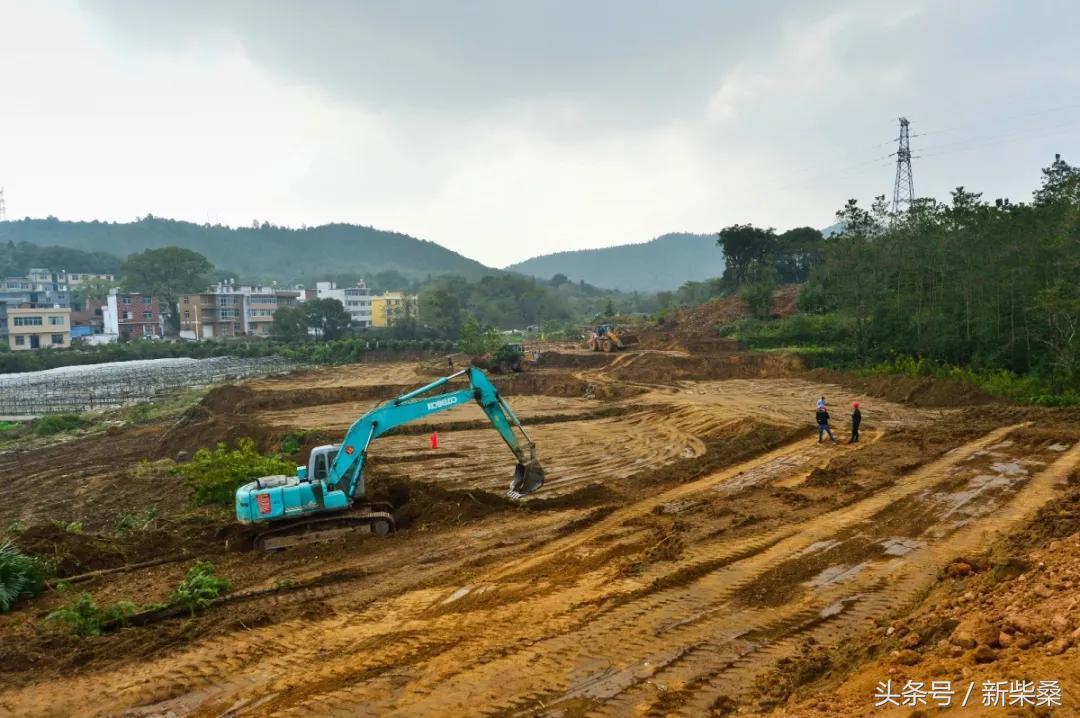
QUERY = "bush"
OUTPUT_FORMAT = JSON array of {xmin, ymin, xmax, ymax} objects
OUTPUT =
[
  {"xmin": 0, "ymin": 541, "xmax": 45, "ymax": 612},
  {"xmin": 33, "ymin": 414, "xmax": 91, "ymax": 436},
  {"xmin": 739, "ymin": 282, "xmax": 774, "ymax": 320},
  {"xmin": 170, "ymin": 561, "xmax": 229, "ymax": 616},
  {"xmin": 177, "ymin": 438, "xmax": 295, "ymax": 505},
  {"xmin": 45, "ymin": 592, "xmax": 136, "ymax": 635}
]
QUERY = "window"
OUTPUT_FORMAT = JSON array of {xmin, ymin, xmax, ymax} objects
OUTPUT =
[
  {"xmin": 143, "ymin": 311, "xmax": 153, "ymax": 320},
  {"xmin": 48, "ymin": 315, "xmax": 65, "ymax": 325},
  {"xmin": 14, "ymin": 335, "xmax": 24, "ymax": 346},
  {"xmin": 124, "ymin": 311, "xmax": 133, "ymax": 320},
  {"xmin": 182, "ymin": 296, "xmax": 189, "ymax": 304},
  {"xmin": 120, "ymin": 295, "xmax": 131, "ymax": 304},
  {"xmin": 51, "ymin": 334, "xmax": 64, "ymax": 344},
  {"xmin": 144, "ymin": 295, "xmax": 152, "ymax": 303},
  {"xmin": 183, "ymin": 310, "xmax": 190, "ymax": 320},
  {"xmin": 13, "ymin": 316, "xmax": 43, "ymax": 326}
]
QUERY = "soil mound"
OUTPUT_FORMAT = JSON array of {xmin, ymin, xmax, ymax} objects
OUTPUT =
[
  {"xmin": 15, "ymin": 525, "xmax": 183, "ymax": 577},
  {"xmin": 815, "ymin": 371, "xmax": 994, "ymax": 407},
  {"xmin": 607, "ymin": 351, "xmax": 803, "ymax": 384}
]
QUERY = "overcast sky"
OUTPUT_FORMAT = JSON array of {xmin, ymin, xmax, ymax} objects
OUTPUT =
[{"xmin": 1, "ymin": 1, "xmax": 1078, "ymax": 267}]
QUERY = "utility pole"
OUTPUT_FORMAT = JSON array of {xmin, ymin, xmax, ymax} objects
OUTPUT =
[{"xmin": 891, "ymin": 117, "xmax": 915, "ymax": 214}]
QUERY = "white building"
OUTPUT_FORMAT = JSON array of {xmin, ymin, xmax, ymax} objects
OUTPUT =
[{"xmin": 315, "ymin": 280, "xmax": 373, "ymax": 328}]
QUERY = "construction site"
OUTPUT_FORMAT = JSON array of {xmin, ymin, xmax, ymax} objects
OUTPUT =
[{"xmin": 0, "ymin": 304, "xmax": 1078, "ymax": 718}]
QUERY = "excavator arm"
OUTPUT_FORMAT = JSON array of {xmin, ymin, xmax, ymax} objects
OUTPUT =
[
  {"xmin": 235, "ymin": 367, "xmax": 544, "ymax": 534},
  {"xmin": 328, "ymin": 367, "xmax": 543, "ymax": 500}
]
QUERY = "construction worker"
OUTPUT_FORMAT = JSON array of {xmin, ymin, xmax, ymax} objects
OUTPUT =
[
  {"xmin": 816, "ymin": 403, "xmax": 837, "ymax": 444},
  {"xmin": 447, "ymin": 355, "xmax": 454, "ymax": 372},
  {"xmin": 850, "ymin": 401, "xmax": 862, "ymax": 443}
]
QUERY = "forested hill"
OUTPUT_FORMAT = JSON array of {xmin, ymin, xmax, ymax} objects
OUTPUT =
[
  {"xmin": 0, "ymin": 217, "xmax": 493, "ymax": 283},
  {"xmin": 504, "ymin": 233, "xmax": 724, "ymax": 291}
]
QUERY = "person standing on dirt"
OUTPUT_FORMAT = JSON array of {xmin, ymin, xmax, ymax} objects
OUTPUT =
[
  {"xmin": 816, "ymin": 404, "xmax": 837, "ymax": 444},
  {"xmin": 447, "ymin": 355, "xmax": 454, "ymax": 372},
  {"xmin": 850, "ymin": 401, "xmax": 862, "ymax": 443}
]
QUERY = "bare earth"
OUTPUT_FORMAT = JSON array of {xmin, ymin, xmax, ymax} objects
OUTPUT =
[{"xmin": 0, "ymin": 347, "xmax": 1076, "ymax": 717}]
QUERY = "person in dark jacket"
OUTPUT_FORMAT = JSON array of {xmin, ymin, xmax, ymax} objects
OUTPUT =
[
  {"xmin": 816, "ymin": 405, "xmax": 837, "ymax": 443},
  {"xmin": 850, "ymin": 401, "xmax": 862, "ymax": 443}
]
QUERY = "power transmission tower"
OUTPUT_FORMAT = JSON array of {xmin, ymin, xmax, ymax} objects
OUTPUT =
[
  {"xmin": 0, "ymin": 188, "xmax": 6, "ymax": 221},
  {"xmin": 891, "ymin": 117, "xmax": 915, "ymax": 214}
]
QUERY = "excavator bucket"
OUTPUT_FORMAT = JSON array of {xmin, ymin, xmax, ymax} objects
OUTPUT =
[{"xmin": 509, "ymin": 461, "xmax": 545, "ymax": 498}]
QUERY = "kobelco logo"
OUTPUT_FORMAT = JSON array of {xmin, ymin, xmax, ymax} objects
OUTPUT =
[{"xmin": 427, "ymin": 396, "xmax": 459, "ymax": 410}]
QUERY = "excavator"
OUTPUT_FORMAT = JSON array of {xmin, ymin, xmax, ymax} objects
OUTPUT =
[{"xmin": 235, "ymin": 367, "xmax": 546, "ymax": 550}]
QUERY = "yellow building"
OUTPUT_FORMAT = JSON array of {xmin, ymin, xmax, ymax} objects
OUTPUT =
[
  {"xmin": 371, "ymin": 292, "xmax": 417, "ymax": 328},
  {"xmin": 7, "ymin": 307, "xmax": 71, "ymax": 351}
]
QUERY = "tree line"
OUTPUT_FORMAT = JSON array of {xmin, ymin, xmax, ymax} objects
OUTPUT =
[{"xmin": 807, "ymin": 155, "xmax": 1079, "ymax": 391}]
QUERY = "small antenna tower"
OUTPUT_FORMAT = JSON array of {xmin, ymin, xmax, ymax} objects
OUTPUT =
[{"xmin": 891, "ymin": 117, "xmax": 915, "ymax": 213}]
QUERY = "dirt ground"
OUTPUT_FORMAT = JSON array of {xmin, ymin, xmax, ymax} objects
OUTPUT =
[{"xmin": 0, "ymin": 342, "xmax": 1077, "ymax": 717}]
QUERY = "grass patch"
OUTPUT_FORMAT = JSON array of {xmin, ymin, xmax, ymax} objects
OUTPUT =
[
  {"xmin": 864, "ymin": 356, "xmax": 1079, "ymax": 406},
  {"xmin": 45, "ymin": 592, "xmax": 138, "ymax": 636},
  {"xmin": 33, "ymin": 414, "xmax": 92, "ymax": 436}
]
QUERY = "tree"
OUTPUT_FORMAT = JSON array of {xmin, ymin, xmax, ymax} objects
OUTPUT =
[
  {"xmin": 418, "ymin": 287, "xmax": 464, "ymax": 338},
  {"xmin": 303, "ymin": 298, "xmax": 351, "ymax": 340},
  {"xmin": 773, "ymin": 227, "xmax": 824, "ymax": 283},
  {"xmin": 270, "ymin": 306, "xmax": 308, "ymax": 342},
  {"xmin": 459, "ymin": 317, "xmax": 502, "ymax": 355},
  {"xmin": 70, "ymin": 278, "xmax": 118, "ymax": 310},
  {"xmin": 120, "ymin": 247, "xmax": 214, "ymax": 330},
  {"xmin": 550, "ymin": 273, "xmax": 569, "ymax": 287},
  {"xmin": 717, "ymin": 224, "xmax": 777, "ymax": 286}
]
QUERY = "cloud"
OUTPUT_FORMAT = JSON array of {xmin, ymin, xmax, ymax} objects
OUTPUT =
[{"xmin": 2, "ymin": 0, "xmax": 1078, "ymax": 269}]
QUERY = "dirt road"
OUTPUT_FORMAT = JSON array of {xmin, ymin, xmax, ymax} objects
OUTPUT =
[{"xmin": 0, "ymin": 350, "xmax": 1075, "ymax": 716}]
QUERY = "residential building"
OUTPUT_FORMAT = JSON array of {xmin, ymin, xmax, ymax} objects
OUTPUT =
[
  {"xmin": 25, "ymin": 268, "xmax": 72, "ymax": 307},
  {"xmin": 178, "ymin": 281, "xmax": 300, "ymax": 340},
  {"xmin": 65, "ymin": 271, "xmax": 116, "ymax": 286},
  {"xmin": 0, "ymin": 273, "xmax": 71, "ymax": 343},
  {"xmin": 316, "ymin": 280, "xmax": 373, "ymax": 327},
  {"xmin": 6, "ymin": 306, "xmax": 71, "ymax": 351},
  {"xmin": 371, "ymin": 292, "xmax": 418, "ymax": 328},
  {"xmin": 105, "ymin": 290, "xmax": 164, "ymax": 339}
]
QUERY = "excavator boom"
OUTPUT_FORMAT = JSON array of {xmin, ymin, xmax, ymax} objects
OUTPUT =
[{"xmin": 235, "ymin": 367, "xmax": 544, "ymax": 549}]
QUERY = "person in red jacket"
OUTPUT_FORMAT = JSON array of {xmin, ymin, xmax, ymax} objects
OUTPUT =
[{"xmin": 850, "ymin": 401, "xmax": 862, "ymax": 443}]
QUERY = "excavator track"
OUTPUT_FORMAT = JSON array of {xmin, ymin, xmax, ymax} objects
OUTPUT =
[{"xmin": 254, "ymin": 505, "xmax": 395, "ymax": 551}]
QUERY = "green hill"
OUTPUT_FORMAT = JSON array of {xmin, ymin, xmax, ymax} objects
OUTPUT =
[
  {"xmin": 504, "ymin": 233, "xmax": 724, "ymax": 292},
  {"xmin": 0, "ymin": 217, "xmax": 493, "ymax": 283}
]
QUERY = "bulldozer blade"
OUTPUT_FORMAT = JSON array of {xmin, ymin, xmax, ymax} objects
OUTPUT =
[{"xmin": 509, "ymin": 461, "xmax": 545, "ymax": 499}]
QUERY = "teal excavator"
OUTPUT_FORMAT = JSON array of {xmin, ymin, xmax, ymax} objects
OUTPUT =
[{"xmin": 235, "ymin": 367, "xmax": 546, "ymax": 550}]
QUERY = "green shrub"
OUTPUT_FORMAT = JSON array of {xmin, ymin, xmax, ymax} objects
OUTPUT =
[
  {"xmin": 739, "ymin": 282, "xmax": 774, "ymax": 320},
  {"xmin": 0, "ymin": 541, "xmax": 45, "ymax": 612},
  {"xmin": 170, "ymin": 561, "xmax": 229, "ymax": 616},
  {"xmin": 33, "ymin": 414, "xmax": 91, "ymax": 436},
  {"xmin": 45, "ymin": 592, "xmax": 136, "ymax": 635},
  {"xmin": 177, "ymin": 438, "xmax": 294, "ymax": 505}
]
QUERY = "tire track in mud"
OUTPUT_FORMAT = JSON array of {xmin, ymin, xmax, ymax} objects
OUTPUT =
[
  {"xmin": 274, "ymin": 424, "xmax": 1055, "ymax": 717},
  {"xmin": 207, "ymin": 427, "xmax": 1019, "ymax": 717},
  {"xmin": 3, "ymin": 358, "xmax": 1073, "ymax": 718}
]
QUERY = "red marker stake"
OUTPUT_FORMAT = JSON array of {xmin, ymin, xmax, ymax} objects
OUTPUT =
[{"xmin": 430, "ymin": 431, "xmax": 439, "ymax": 449}]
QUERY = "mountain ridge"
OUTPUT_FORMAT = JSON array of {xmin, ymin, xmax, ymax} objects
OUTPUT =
[
  {"xmin": 504, "ymin": 233, "xmax": 724, "ymax": 292},
  {"xmin": 0, "ymin": 216, "xmax": 493, "ymax": 283}
]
